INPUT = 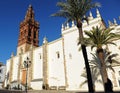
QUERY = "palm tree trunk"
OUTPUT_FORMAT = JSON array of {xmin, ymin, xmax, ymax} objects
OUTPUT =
[
  {"xmin": 97, "ymin": 48, "xmax": 113, "ymax": 92},
  {"xmin": 77, "ymin": 20, "xmax": 94, "ymax": 92},
  {"xmin": 81, "ymin": 45, "xmax": 95, "ymax": 92}
]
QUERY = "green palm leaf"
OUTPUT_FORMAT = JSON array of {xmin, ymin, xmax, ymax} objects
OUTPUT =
[{"xmin": 84, "ymin": 26, "xmax": 120, "ymax": 49}]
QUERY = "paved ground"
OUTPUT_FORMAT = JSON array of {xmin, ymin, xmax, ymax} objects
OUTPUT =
[{"xmin": 0, "ymin": 89, "xmax": 120, "ymax": 93}]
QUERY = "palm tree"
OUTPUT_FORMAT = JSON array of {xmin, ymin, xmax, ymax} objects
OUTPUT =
[
  {"xmin": 84, "ymin": 26, "xmax": 120, "ymax": 92},
  {"xmin": 90, "ymin": 49, "xmax": 119, "ymax": 78},
  {"xmin": 51, "ymin": 0, "xmax": 100, "ymax": 92},
  {"xmin": 80, "ymin": 49, "xmax": 119, "ymax": 91},
  {"xmin": 80, "ymin": 67, "xmax": 102, "ymax": 91}
]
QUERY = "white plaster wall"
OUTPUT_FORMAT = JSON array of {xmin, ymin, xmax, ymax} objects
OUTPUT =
[
  {"xmin": 109, "ymin": 40, "xmax": 120, "ymax": 58},
  {"xmin": 5, "ymin": 59, "xmax": 11, "ymax": 86},
  {"xmin": 63, "ymin": 29, "xmax": 86, "ymax": 90},
  {"xmin": 32, "ymin": 47, "xmax": 43, "ymax": 79},
  {"xmin": 48, "ymin": 39, "xmax": 65, "ymax": 87},
  {"xmin": 12, "ymin": 56, "xmax": 19, "ymax": 81},
  {"xmin": 6, "ymin": 60, "xmax": 11, "ymax": 75},
  {"xmin": 0, "ymin": 65, "xmax": 6, "ymax": 83},
  {"xmin": 112, "ymin": 66, "xmax": 120, "ymax": 91},
  {"xmin": 30, "ymin": 81, "xmax": 43, "ymax": 90},
  {"xmin": 61, "ymin": 14, "xmax": 107, "ymax": 90}
]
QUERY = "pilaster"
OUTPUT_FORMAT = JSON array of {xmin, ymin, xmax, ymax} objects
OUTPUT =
[
  {"xmin": 9, "ymin": 53, "xmax": 14, "ymax": 83},
  {"xmin": 62, "ymin": 35, "xmax": 68, "ymax": 88},
  {"xmin": 42, "ymin": 37, "xmax": 49, "ymax": 89},
  {"xmin": 17, "ymin": 53, "xmax": 22, "ymax": 84},
  {"xmin": 29, "ymin": 45, "xmax": 34, "ymax": 85}
]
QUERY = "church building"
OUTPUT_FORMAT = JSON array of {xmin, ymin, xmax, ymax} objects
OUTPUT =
[{"xmin": 4, "ymin": 5, "xmax": 120, "ymax": 91}]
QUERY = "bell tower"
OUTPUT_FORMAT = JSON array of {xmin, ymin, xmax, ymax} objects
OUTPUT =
[{"xmin": 17, "ymin": 5, "xmax": 39, "ymax": 55}]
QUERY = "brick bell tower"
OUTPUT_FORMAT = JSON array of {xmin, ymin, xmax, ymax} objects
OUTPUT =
[{"xmin": 17, "ymin": 5, "xmax": 39, "ymax": 55}]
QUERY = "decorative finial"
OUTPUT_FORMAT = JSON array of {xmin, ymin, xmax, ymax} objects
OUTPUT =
[
  {"xmin": 96, "ymin": 9, "xmax": 101, "ymax": 17},
  {"xmin": 113, "ymin": 18, "xmax": 117, "ymax": 25},
  {"xmin": 11, "ymin": 52, "xmax": 14, "ymax": 58},
  {"xmin": 108, "ymin": 20, "xmax": 113, "ymax": 26},
  {"xmin": 43, "ymin": 36, "xmax": 48, "ymax": 44},
  {"xmin": 66, "ymin": 22, "xmax": 69, "ymax": 29},
  {"xmin": 61, "ymin": 24, "xmax": 64, "ymax": 31},
  {"xmin": 29, "ymin": 4, "xmax": 32, "ymax": 8},
  {"xmin": 72, "ymin": 20, "xmax": 75, "ymax": 27},
  {"xmin": 89, "ymin": 11, "xmax": 93, "ymax": 20},
  {"xmin": 83, "ymin": 15, "xmax": 86, "ymax": 22},
  {"xmin": 25, "ymin": 4, "xmax": 34, "ymax": 21}
]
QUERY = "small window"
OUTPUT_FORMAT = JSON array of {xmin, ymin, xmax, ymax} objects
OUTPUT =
[
  {"xmin": 28, "ymin": 38, "xmax": 31, "ymax": 42},
  {"xmin": 56, "ymin": 51, "xmax": 60, "ymax": 59},
  {"xmin": 69, "ymin": 53, "xmax": 72, "ymax": 59},
  {"xmin": 28, "ymin": 30, "xmax": 31, "ymax": 36},
  {"xmin": 34, "ymin": 40, "xmax": 36, "ymax": 43},
  {"xmin": 40, "ymin": 54, "xmax": 42, "ymax": 59},
  {"xmin": 34, "ymin": 31, "xmax": 36, "ymax": 38}
]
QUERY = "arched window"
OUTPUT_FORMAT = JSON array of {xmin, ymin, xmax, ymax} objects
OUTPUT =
[
  {"xmin": 40, "ymin": 53, "xmax": 42, "ymax": 59},
  {"xmin": 56, "ymin": 51, "xmax": 60, "ymax": 59},
  {"xmin": 34, "ymin": 31, "xmax": 36, "ymax": 38},
  {"xmin": 28, "ymin": 30, "xmax": 31, "ymax": 36}
]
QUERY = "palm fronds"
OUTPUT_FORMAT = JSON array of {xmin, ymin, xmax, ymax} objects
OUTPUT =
[{"xmin": 84, "ymin": 26, "xmax": 120, "ymax": 50}]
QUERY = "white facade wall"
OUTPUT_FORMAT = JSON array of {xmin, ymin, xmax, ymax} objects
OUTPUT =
[
  {"xmin": 32, "ymin": 47, "xmax": 43, "ymax": 80},
  {"xmin": 31, "ymin": 47, "xmax": 43, "ymax": 90},
  {"xmin": 112, "ymin": 66, "xmax": 120, "ymax": 91},
  {"xmin": 48, "ymin": 39, "xmax": 65, "ymax": 87},
  {"xmin": 0, "ymin": 65, "xmax": 6, "ymax": 88},
  {"xmin": 30, "ymin": 81, "xmax": 43, "ymax": 90},
  {"xmin": 5, "ymin": 59, "xmax": 11, "ymax": 86},
  {"xmin": 62, "ymin": 15, "xmax": 105, "ymax": 90},
  {"xmin": 62, "ymin": 27, "xmax": 85, "ymax": 90},
  {"xmin": 12, "ymin": 56, "xmax": 19, "ymax": 81}
]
